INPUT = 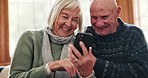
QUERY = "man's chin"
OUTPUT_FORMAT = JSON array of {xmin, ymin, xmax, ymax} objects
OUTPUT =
[{"xmin": 96, "ymin": 32, "xmax": 109, "ymax": 36}]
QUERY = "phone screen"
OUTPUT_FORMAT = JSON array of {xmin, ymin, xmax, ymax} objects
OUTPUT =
[{"xmin": 73, "ymin": 33, "xmax": 93, "ymax": 55}]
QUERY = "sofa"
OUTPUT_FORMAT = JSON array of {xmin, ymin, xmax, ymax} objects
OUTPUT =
[{"xmin": 0, "ymin": 65, "xmax": 10, "ymax": 78}]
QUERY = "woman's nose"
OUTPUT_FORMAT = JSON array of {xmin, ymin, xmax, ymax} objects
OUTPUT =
[{"xmin": 65, "ymin": 19, "xmax": 72, "ymax": 27}]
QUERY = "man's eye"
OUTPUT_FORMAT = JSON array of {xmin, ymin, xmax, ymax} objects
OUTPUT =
[
  {"xmin": 91, "ymin": 16, "xmax": 97, "ymax": 19},
  {"xmin": 91, "ymin": 16, "xmax": 98, "ymax": 20},
  {"xmin": 102, "ymin": 16, "xmax": 109, "ymax": 19}
]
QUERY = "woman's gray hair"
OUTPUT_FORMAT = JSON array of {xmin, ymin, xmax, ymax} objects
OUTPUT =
[{"xmin": 48, "ymin": 0, "xmax": 82, "ymax": 31}]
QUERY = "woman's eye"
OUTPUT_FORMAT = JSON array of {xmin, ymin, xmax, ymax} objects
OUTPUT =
[
  {"xmin": 73, "ymin": 19, "xmax": 78, "ymax": 22},
  {"xmin": 62, "ymin": 16, "xmax": 68, "ymax": 19}
]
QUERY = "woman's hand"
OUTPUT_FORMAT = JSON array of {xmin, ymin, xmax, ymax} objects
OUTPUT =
[
  {"xmin": 47, "ymin": 58, "xmax": 78, "ymax": 77},
  {"xmin": 68, "ymin": 41, "xmax": 96, "ymax": 77}
]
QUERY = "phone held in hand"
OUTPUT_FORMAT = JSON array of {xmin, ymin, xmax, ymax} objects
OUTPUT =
[{"xmin": 73, "ymin": 33, "xmax": 93, "ymax": 55}]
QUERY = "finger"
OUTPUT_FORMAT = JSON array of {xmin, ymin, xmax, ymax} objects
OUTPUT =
[
  {"xmin": 69, "ymin": 44, "xmax": 82, "ymax": 59},
  {"xmin": 69, "ymin": 61, "xmax": 78, "ymax": 77},
  {"xmin": 60, "ymin": 59, "xmax": 72, "ymax": 76},
  {"xmin": 48, "ymin": 61, "xmax": 66, "ymax": 72},
  {"xmin": 60, "ymin": 59, "xmax": 78, "ymax": 77},
  {"xmin": 68, "ymin": 46, "xmax": 80, "ymax": 68},
  {"xmin": 63, "ymin": 59, "xmax": 78, "ymax": 77},
  {"xmin": 79, "ymin": 41, "xmax": 88, "ymax": 56},
  {"xmin": 68, "ymin": 45, "xmax": 76, "ymax": 61},
  {"xmin": 88, "ymin": 47, "xmax": 92, "ymax": 54},
  {"xmin": 68, "ymin": 45, "xmax": 82, "ymax": 68}
]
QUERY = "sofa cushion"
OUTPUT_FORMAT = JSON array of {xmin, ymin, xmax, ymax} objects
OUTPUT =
[{"xmin": 0, "ymin": 65, "xmax": 10, "ymax": 78}]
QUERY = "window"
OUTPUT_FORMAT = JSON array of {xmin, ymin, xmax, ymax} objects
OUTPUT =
[
  {"xmin": 133, "ymin": 0, "xmax": 148, "ymax": 41},
  {"xmin": 8, "ymin": 0, "xmax": 91, "ymax": 56},
  {"xmin": 9, "ymin": 0, "xmax": 51, "ymax": 56}
]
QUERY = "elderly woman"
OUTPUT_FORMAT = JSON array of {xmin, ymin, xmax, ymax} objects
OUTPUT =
[{"xmin": 9, "ymin": 0, "xmax": 95, "ymax": 78}]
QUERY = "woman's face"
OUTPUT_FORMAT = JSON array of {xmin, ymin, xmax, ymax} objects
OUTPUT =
[{"xmin": 52, "ymin": 8, "xmax": 80, "ymax": 37}]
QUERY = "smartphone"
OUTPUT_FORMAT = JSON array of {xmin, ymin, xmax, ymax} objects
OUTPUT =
[{"xmin": 73, "ymin": 33, "xmax": 93, "ymax": 55}]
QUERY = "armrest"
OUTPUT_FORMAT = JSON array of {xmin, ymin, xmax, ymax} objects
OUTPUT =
[
  {"xmin": 0, "ymin": 66, "xmax": 5, "ymax": 72},
  {"xmin": 0, "ymin": 65, "xmax": 10, "ymax": 78}
]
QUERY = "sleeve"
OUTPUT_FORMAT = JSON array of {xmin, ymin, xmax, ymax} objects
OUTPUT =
[
  {"xmin": 78, "ymin": 70, "xmax": 96, "ymax": 78},
  {"xmin": 9, "ymin": 31, "xmax": 50, "ymax": 78},
  {"xmin": 94, "ymin": 27, "xmax": 148, "ymax": 78}
]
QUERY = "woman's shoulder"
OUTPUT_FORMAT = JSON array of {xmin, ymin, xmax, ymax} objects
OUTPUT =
[
  {"xmin": 22, "ymin": 29, "xmax": 43, "ymax": 36},
  {"xmin": 20, "ymin": 29, "xmax": 44, "ymax": 39},
  {"xmin": 17, "ymin": 29, "xmax": 44, "ymax": 46}
]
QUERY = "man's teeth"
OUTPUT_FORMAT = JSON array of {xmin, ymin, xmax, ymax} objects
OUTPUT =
[{"xmin": 99, "ymin": 26, "xmax": 107, "ymax": 29}]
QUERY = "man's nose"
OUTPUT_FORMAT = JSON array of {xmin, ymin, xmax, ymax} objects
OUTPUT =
[{"xmin": 95, "ymin": 19, "xmax": 104, "ymax": 27}]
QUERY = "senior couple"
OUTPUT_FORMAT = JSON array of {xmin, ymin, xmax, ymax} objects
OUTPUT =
[{"xmin": 10, "ymin": 0, "xmax": 148, "ymax": 78}]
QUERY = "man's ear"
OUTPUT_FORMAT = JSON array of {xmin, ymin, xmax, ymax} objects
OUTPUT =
[{"xmin": 117, "ymin": 6, "xmax": 121, "ymax": 17}]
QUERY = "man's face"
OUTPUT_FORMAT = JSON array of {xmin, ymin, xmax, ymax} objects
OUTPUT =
[{"xmin": 90, "ymin": 4, "xmax": 119, "ymax": 36}]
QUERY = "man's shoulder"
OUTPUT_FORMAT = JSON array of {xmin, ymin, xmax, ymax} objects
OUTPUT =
[
  {"xmin": 123, "ymin": 24, "xmax": 145, "ymax": 39},
  {"xmin": 125, "ymin": 24, "xmax": 143, "ymax": 34}
]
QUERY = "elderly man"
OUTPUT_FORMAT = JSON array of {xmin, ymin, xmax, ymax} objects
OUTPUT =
[{"xmin": 84, "ymin": 0, "xmax": 148, "ymax": 78}]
